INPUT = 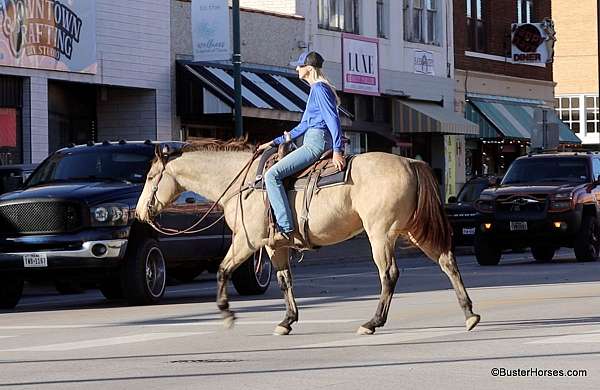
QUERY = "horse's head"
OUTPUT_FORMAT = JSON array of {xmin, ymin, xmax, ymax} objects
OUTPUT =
[{"xmin": 135, "ymin": 144, "xmax": 181, "ymax": 223}]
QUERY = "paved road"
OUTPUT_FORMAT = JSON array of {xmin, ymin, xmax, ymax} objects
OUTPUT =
[{"xmin": 0, "ymin": 245, "xmax": 599, "ymax": 389}]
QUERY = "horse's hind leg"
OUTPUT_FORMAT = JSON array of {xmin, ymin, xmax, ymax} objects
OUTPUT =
[
  {"xmin": 358, "ymin": 233, "xmax": 399, "ymax": 335},
  {"xmin": 266, "ymin": 247, "xmax": 298, "ymax": 336},
  {"xmin": 217, "ymin": 235, "xmax": 256, "ymax": 329},
  {"xmin": 417, "ymin": 243, "xmax": 480, "ymax": 331}
]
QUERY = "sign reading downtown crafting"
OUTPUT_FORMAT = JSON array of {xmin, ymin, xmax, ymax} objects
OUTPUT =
[
  {"xmin": 342, "ymin": 33, "xmax": 379, "ymax": 96},
  {"xmin": 511, "ymin": 20, "xmax": 556, "ymax": 64},
  {"xmin": 192, "ymin": 0, "xmax": 231, "ymax": 62},
  {"xmin": 0, "ymin": 0, "xmax": 96, "ymax": 73},
  {"xmin": 414, "ymin": 49, "xmax": 434, "ymax": 76}
]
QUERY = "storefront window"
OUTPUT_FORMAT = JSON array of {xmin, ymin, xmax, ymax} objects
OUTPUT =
[
  {"xmin": 0, "ymin": 108, "xmax": 20, "ymax": 165},
  {"xmin": 555, "ymin": 95, "xmax": 582, "ymax": 134},
  {"xmin": 344, "ymin": 131, "xmax": 367, "ymax": 154}
]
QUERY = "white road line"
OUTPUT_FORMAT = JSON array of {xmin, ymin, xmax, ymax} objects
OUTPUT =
[
  {"xmin": 0, "ymin": 336, "xmax": 15, "ymax": 339},
  {"xmin": 296, "ymin": 328, "xmax": 464, "ymax": 349},
  {"xmin": 143, "ymin": 319, "xmax": 362, "ymax": 327},
  {"xmin": 528, "ymin": 330, "xmax": 600, "ymax": 344},
  {"xmin": 0, "ymin": 325, "xmax": 102, "ymax": 330},
  {"xmin": 1, "ymin": 332, "xmax": 210, "ymax": 352}
]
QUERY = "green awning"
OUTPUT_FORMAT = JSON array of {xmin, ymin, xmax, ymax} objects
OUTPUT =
[{"xmin": 468, "ymin": 98, "xmax": 581, "ymax": 144}]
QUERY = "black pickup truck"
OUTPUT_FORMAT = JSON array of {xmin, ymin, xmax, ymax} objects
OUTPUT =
[
  {"xmin": 0, "ymin": 141, "xmax": 271, "ymax": 309},
  {"xmin": 474, "ymin": 152, "xmax": 600, "ymax": 265}
]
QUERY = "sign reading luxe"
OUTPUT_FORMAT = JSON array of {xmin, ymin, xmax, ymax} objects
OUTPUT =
[
  {"xmin": 0, "ymin": 0, "xmax": 96, "ymax": 73},
  {"xmin": 342, "ymin": 33, "xmax": 379, "ymax": 96}
]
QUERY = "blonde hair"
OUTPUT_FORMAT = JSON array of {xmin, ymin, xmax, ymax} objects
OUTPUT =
[{"xmin": 307, "ymin": 67, "xmax": 341, "ymax": 107}]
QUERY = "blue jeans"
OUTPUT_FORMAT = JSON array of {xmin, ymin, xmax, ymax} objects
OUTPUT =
[{"xmin": 265, "ymin": 128, "xmax": 332, "ymax": 233}]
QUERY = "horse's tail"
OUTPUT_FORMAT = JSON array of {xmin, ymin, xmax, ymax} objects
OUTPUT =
[{"xmin": 405, "ymin": 160, "xmax": 452, "ymax": 254}]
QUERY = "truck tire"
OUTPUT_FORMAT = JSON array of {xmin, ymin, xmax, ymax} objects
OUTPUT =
[
  {"xmin": 99, "ymin": 277, "xmax": 124, "ymax": 300},
  {"xmin": 232, "ymin": 250, "xmax": 272, "ymax": 295},
  {"xmin": 574, "ymin": 214, "xmax": 600, "ymax": 262},
  {"xmin": 531, "ymin": 246, "xmax": 555, "ymax": 263},
  {"xmin": 122, "ymin": 238, "xmax": 167, "ymax": 305},
  {"xmin": 474, "ymin": 234, "xmax": 501, "ymax": 266},
  {"xmin": 0, "ymin": 275, "xmax": 24, "ymax": 309}
]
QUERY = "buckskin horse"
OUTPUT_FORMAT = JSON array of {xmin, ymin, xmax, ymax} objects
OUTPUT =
[{"xmin": 135, "ymin": 139, "xmax": 480, "ymax": 336}]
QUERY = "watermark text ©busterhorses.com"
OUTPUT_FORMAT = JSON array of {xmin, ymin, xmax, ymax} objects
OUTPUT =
[{"xmin": 491, "ymin": 367, "xmax": 588, "ymax": 378}]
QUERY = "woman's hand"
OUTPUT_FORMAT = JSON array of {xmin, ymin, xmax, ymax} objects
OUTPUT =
[
  {"xmin": 257, "ymin": 142, "xmax": 274, "ymax": 152},
  {"xmin": 332, "ymin": 151, "xmax": 345, "ymax": 171}
]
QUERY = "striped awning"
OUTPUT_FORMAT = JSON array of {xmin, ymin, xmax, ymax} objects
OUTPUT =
[
  {"xmin": 393, "ymin": 100, "xmax": 479, "ymax": 135},
  {"xmin": 469, "ymin": 98, "xmax": 581, "ymax": 144},
  {"xmin": 181, "ymin": 62, "xmax": 351, "ymax": 124}
]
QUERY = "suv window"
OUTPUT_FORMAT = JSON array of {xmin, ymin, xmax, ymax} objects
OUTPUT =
[
  {"xmin": 502, "ymin": 157, "xmax": 590, "ymax": 185},
  {"xmin": 457, "ymin": 181, "xmax": 488, "ymax": 203},
  {"xmin": 26, "ymin": 148, "xmax": 154, "ymax": 187},
  {"xmin": 593, "ymin": 158, "xmax": 600, "ymax": 181}
]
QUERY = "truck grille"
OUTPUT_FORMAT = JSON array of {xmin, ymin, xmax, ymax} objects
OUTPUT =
[
  {"xmin": 496, "ymin": 194, "xmax": 548, "ymax": 213},
  {"xmin": 0, "ymin": 201, "xmax": 83, "ymax": 234}
]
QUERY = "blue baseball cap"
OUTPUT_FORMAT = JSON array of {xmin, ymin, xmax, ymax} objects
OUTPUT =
[{"xmin": 290, "ymin": 51, "xmax": 324, "ymax": 68}]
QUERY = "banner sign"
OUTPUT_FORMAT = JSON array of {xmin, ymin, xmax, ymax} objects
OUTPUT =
[
  {"xmin": 414, "ymin": 49, "xmax": 434, "ymax": 76},
  {"xmin": 0, "ymin": 0, "xmax": 97, "ymax": 73},
  {"xmin": 342, "ymin": 33, "xmax": 379, "ymax": 96},
  {"xmin": 511, "ymin": 19, "xmax": 556, "ymax": 64},
  {"xmin": 192, "ymin": 0, "xmax": 231, "ymax": 62}
]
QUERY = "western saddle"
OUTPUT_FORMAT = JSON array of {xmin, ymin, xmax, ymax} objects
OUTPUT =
[{"xmin": 253, "ymin": 143, "xmax": 354, "ymax": 249}]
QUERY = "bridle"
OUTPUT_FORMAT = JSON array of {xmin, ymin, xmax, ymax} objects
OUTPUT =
[{"xmin": 144, "ymin": 148, "xmax": 261, "ymax": 236}]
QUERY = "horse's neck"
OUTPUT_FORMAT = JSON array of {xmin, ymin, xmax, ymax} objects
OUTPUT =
[{"xmin": 171, "ymin": 151, "xmax": 254, "ymax": 203}]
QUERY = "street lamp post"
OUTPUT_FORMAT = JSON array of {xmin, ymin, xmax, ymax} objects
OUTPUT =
[{"xmin": 232, "ymin": 0, "xmax": 243, "ymax": 138}]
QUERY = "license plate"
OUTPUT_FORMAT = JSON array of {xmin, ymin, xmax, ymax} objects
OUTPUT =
[
  {"xmin": 510, "ymin": 221, "xmax": 528, "ymax": 231},
  {"xmin": 462, "ymin": 227, "xmax": 476, "ymax": 235},
  {"xmin": 23, "ymin": 253, "xmax": 48, "ymax": 268}
]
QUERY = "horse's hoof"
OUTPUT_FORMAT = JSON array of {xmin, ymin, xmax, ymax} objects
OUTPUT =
[
  {"xmin": 466, "ymin": 314, "xmax": 481, "ymax": 331},
  {"xmin": 356, "ymin": 326, "xmax": 374, "ymax": 335},
  {"xmin": 273, "ymin": 325, "xmax": 291, "ymax": 336},
  {"xmin": 223, "ymin": 316, "xmax": 235, "ymax": 329}
]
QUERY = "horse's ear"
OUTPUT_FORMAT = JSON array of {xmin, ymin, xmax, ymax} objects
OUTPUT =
[{"xmin": 161, "ymin": 144, "xmax": 170, "ymax": 157}]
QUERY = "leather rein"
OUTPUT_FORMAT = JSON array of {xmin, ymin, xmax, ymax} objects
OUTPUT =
[{"xmin": 145, "ymin": 149, "xmax": 261, "ymax": 236}]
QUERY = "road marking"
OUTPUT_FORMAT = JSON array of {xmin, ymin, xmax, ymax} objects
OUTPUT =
[
  {"xmin": 296, "ymin": 328, "xmax": 464, "ymax": 349},
  {"xmin": 0, "ymin": 324, "xmax": 102, "ymax": 330},
  {"xmin": 143, "ymin": 319, "xmax": 362, "ymax": 327},
  {"xmin": 528, "ymin": 330, "xmax": 600, "ymax": 344},
  {"xmin": 1, "ymin": 332, "xmax": 209, "ymax": 352}
]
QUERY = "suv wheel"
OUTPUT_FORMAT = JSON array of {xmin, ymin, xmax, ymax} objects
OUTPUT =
[
  {"xmin": 574, "ymin": 215, "xmax": 600, "ymax": 262},
  {"xmin": 474, "ymin": 234, "xmax": 501, "ymax": 266},
  {"xmin": 232, "ymin": 250, "xmax": 272, "ymax": 295},
  {"xmin": 531, "ymin": 246, "xmax": 555, "ymax": 263},
  {"xmin": 0, "ymin": 274, "xmax": 24, "ymax": 309},
  {"xmin": 122, "ymin": 238, "xmax": 167, "ymax": 305}
]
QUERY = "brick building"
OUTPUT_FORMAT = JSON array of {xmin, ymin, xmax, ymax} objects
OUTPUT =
[
  {"xmin": 553, "ymin": 0, "xmax": 598, "ymax": 145},
  {"xmin": 454, "ymin": 0, "xmax": 579, "ymax": 177}
]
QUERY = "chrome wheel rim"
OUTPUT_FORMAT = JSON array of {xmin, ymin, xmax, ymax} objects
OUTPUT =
[{"xmin": 146, "ymin": 247, "xmax": 166, "ymax": 298}]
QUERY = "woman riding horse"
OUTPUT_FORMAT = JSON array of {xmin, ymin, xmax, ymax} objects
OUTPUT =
[{"xmin": 257, "ymin": 51, "xmax": 346, "ymax": 247}]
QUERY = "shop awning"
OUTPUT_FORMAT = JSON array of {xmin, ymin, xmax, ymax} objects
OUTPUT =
[
  {"xmin": 468, "ymin": 98, "xmax": 581, "ymax": 144},
  {"xmin": 393, "ymin": 100, "xmax": 479, "ymax": 135},
  {"xmin": 179, "ymin": 62, "xmax": 352, "ymax": 125}
]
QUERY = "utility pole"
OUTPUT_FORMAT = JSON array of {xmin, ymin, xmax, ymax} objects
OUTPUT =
[{"xmin": 232, "ymin": 0, "xmax": 243, "ymax": 138}]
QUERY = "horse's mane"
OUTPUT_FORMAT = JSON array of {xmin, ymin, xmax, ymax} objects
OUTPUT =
[{"xmin": 181, "ymin": 137, "xmax": 255, "ymax": 153}]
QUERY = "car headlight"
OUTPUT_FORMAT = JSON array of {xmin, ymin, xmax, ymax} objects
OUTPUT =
[
  {"xmin": 549, "ymin": 193, "xmax": 573, "ymax": 211},
  {"xmin": 90, "ymin": 204, "xmax": 130, "ymax": 226},
  {"xmin": 474, "ymin": 199, "xmax": 494, "ymax": 213},
  {"xmin": 553, "ymin": 192, "xmax": 572, "ymax": 200}
]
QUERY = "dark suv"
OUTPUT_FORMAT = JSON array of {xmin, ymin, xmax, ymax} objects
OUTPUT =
[
  {"xmin": 474, "ymin": 152, "xmax": 600, "ymax": 265},
  {"xmin": 0, "ymin": 141, "xmax": 271, "ymax": 309}
]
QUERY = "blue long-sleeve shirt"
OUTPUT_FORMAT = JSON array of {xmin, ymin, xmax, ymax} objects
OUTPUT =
[{"xmin": 272, "ymin": 81, "xmax": 343, "ymax": 153}]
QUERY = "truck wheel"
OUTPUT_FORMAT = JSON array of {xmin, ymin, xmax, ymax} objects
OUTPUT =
[
  {"xmin": 574, "ymin": 215, "xmax": 600, "ymax": 262},
  {"xmin": 0, "ymin": 275, "xmax": 24, "ymax": 309},
  {"xmin": 474, "ymin": 235, "xmax": 501, "ymax": 266},
  {"xmin": 232, "ymin": 250, "xmax": 272, "ymax": 295},
  {"xmin": 99, "ymin": 277, "xmax": 124, "ymax": 300},
  {"xmin": 122, "ymin": 238, "xmax": 166, "ymax": 305},
  {"xmin": 531, "ymin": 246, "xmax": 555, "ymax": 263}
]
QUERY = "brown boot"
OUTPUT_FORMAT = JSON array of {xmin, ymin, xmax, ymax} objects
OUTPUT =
[{"xmin": 269, "ymin": 231, "xmax": 293, "ymax": 248}]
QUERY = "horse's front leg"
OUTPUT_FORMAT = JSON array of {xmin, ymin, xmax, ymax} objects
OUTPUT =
[
  {"xmin": 217, "ymin": 236, "xmax": 255, "ymax": 329},
  {"xmin": 267, "ymin": 247, "xmax": 298, "ymax": 335}
]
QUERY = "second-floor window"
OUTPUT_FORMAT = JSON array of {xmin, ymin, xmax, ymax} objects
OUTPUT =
[
  {"xmin": 466, "ymin": 0, "xmax": 486, "ymax": 52},
  {"xmin": 403, "ymin": 0, "xmax": 439, "ymax": 45},
  {"xmin": 318, "ymin": 0, "xmax": 360, "ymax": 34},
  {"xmin": 517, "ymin": 0, "xmax": 534, "ymax": 23},
  {"xmin": 377, "ymin": 0, "xmax": 389, "ymax": 38}
]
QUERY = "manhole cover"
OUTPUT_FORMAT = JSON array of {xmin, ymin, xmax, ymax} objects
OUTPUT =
[{"xmin": 170, "ymin": 359, "xmax": 243, "ymax": 364}]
